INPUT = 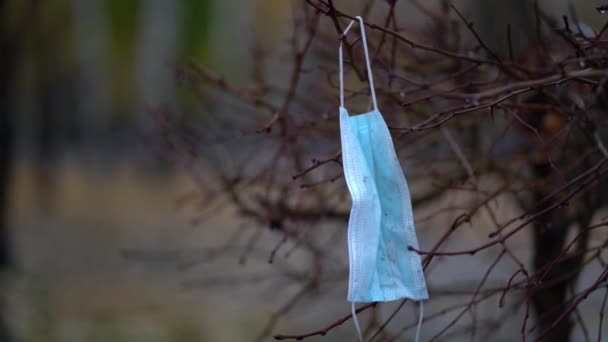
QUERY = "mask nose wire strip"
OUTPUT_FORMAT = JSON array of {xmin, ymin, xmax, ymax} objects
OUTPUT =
[
  {"xmin": 352, "ymin": 302, "xmax": 363, "ymax": 342},
  {"xmin": 339, "ymin": 16, "xmax": 378, "ymax": 111},
  {"xmin": 415, "ymin": 301, "xmax": 424, "ymax": 342}
]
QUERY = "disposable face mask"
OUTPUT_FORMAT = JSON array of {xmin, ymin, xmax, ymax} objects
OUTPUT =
[{"xmin": 338, "ymin": 16, "xmax": 428, "ymax": 342}]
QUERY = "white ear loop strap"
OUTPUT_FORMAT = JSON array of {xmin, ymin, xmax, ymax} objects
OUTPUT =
[
  {"xmin": 339, "ymin": 16, "xmax": 378, "ymax": 111},
  {"xmin": 352, "ymin": 302, "xmax": 363, "ymax": 342},
  {"xmin": 339, "ymin": 20, "xmax": 354, "ymax": 108},
  {"xmin": 415, "ymin": 301, "xmax": 424, "ymax": 342},
  {"xmin": 352, "ymin": 301, "xmax": 423, "ymax": 342}
]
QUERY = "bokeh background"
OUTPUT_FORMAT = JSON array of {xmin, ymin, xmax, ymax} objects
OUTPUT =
[
  {"xmin": 1, "ymin": 1, "xmax": 607, "ymax": 341},
  {"xmin": 4, "ymin": 1, "xmax": 290, "ymax": 341}
]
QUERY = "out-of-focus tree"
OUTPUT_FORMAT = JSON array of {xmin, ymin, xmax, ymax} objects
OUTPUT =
[
  {"xmin": 1, "ymin": 0, "xmax": 20, "ymax": 339},
  {"xmin": 0, "ymin": 0, "xmax": 213, "ymax": 339}
]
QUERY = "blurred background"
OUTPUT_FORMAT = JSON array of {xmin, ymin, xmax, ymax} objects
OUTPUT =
[
  {"xmin": 1, "ymin": 1, "xmax": 607, "ymax": 341},
  {"xmin": 2, "ymin": 1, "xmax": 289, "ymax": 341}
]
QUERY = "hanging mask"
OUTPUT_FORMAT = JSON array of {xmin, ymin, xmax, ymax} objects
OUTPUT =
[{"xmin": 338, "ymin": 16, "xmax": 428, "ymax": 340}]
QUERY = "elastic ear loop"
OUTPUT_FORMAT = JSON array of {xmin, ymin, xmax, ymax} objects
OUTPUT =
[
  {"xmin": 352, "ymin": 302, "xmax": 363, "ymax": 342},
  {"xmin": 352, "ymin": 301, "xmax": 423, "ymax": 342},
  {"xmin": 339, "ymin": 16, "xmax": 378, "ymax": 111},
  {"xmin": 415, "ymin": 301, "xmax": 424, "ymax": 342}
]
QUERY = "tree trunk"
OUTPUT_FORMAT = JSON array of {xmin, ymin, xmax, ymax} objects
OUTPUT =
[
  {"xmin": 531, "ymin": 158, "xmax": 594, "ymax": 341},
  {"xmin": 0, "ymin": 0, "xmax": 15, "ymax": 339}
]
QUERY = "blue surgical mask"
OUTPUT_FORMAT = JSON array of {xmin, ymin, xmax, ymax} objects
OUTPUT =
[{"xmin": 339, "ymin": 16, "xmax": 428, "ymax": 341}]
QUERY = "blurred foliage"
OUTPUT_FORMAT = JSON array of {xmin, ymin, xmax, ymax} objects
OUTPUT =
[
  {"xmin": 5, "ymin": 0, "xmax": 212, "ymax": 124},
  {"xmin": 106, "ymin": 0, "xmax": 140, "ymax": 112},
  {"xmin": 178, "ymin": 0, "xmax": 212, "ymax": 62}
]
